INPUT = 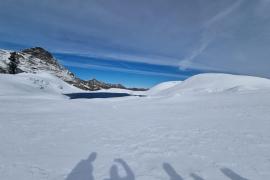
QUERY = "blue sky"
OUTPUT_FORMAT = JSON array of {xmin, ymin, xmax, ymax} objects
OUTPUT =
[
  {"xmin": 0, "ymin": 0, "xmax": 270, "ymax": 87},
  {"xmin": 54, "ymin": 52, "xmax": 202, "ymax": 88}
]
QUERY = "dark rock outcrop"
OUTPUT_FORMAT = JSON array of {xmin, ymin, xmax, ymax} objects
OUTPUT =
[{"xmin": 22, "ymin": 47, "xmax": 57, "ymax": 65}]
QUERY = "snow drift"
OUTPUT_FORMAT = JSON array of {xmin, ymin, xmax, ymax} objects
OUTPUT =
[
  {"xmin": 148, "ymin": 73, "xmax": 270, "ymax": 96},
  {"xmin": 147, "ymin": 81, "xmax": 181, "ymax": 96}
]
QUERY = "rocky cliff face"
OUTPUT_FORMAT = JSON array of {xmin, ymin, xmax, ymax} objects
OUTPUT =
[
  {"xmin": 22, "ymin": 47, "xmax": 54, "ymax": 63},
  {"xmin": 0, "ymin": 47, "xmax": 147, "ymax": 91}
]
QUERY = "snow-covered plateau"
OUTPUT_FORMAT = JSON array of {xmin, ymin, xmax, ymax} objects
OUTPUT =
[{"xmin": 1, "ymin": 72, "xmax": 270, "ymax": 180}]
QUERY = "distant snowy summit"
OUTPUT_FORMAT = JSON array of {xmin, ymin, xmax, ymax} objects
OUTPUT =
[{"xmin": 0, "ymin": 47, "xmax": 147, "ymax": 91}]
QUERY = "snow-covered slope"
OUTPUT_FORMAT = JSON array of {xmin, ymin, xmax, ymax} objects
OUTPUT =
[
  {"xmin": 179, "ymin": 73, "xmax": 270, "ymax": 92},
  {"xmin": 0, "ymin": 73, "xmax": 81, "ymax": 97},
  {"xmin": 147, "ymin": 81, "xmax": 181, "ymax": 96},
  {"xmin": 148, "ymin": 73, "xmax": 270, "ymax": 97},
  {"xmin": 1, "ymin": 73, "xmax": 270, "ymax": 180}
]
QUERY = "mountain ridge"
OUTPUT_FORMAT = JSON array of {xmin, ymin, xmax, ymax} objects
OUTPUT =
[{"xmin": 0, "ymin": 47, "xmax": 147, "ymax": 91}]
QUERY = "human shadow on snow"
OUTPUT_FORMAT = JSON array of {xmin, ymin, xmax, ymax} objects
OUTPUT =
[
  {"xmin": 66, "ymin": 152, "xmax": 97, "ymax": 180},
  {"xmin": 220, "ymin": 168, "xmax": 249, "ymax": 180},
  {"xmin": 190, "ymin": 173, "xmax": 205, "ymax": 180},
  {"xmin": 66, "ymin": 153, "xmax": 249, "ymax": 180},
  {"xmin": 66, "ymin": 153, "xmax": 135, "ymax": 180},
  {"xmin": 104, "ymin": 158, "xmax": 135, "ymax": 180},
  {"xmin": 162, "ymin": 163, "xmax": 184, "ymax": 180},
  {"xmin": 162, "ymin": 163, "xmax": 206, "ymax": 180}
]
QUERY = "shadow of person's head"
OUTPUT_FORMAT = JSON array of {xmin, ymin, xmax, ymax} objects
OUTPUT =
[
  {"xmin": 66, "ymin": 152, "xmax": 97, "ymax": 180},
  {"xmin": 88, "ymin": 152, "xmax": 97, "ymax": 162}
]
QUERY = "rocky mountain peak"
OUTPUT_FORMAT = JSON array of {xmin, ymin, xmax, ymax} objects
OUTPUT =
[
  {"xmin": 22, "ymin": 47, "xmax": 57, "ymax": 65},
  {"xmin": 0, "ymin": 47, "xmax": 148, "ymax": 91}
]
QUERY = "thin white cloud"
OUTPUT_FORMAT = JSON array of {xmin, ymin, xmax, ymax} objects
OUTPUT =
[
  {"xmin": 179, "ymin": 0, "xmax": 244, "ymax": 70},
  {"xmin": 204, "ymin": 0, "xmax": 244, "ymax": 28},
  {"xmin": 53, "ymin": 49, "xmax": 180, "ymax": 67},
  {"xmin": 61, "ymin": 61, "xmax": 188, "ymax": 79},
  {"xmin": 179, "ymin": 33, "xmax": 213, "ymax": 70},
  {"xmin": 1, "ymin": 0, "xmax": 270, "ymax": 79}
]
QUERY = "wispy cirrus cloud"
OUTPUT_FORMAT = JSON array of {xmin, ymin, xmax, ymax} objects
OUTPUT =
[
  {"xmin": 179, "ymin": 0, "xmax": 244, "ymax": 70},
  {"xmin": 53, "ymin": 49, "xmax": 180, "ymax": 67},
  {"xmin": 61, "ymin": 61, "xmax": 189, "ymax": 79},
  {"xmin": 1, "ymin": 0, "xmax": 270, "ymax": 80}
]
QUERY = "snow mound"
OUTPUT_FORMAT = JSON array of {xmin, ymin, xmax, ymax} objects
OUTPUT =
[
  {"xmin": 147, "ymin": 81, "xmax": 181, "ymax": 96},
  {"xmin": 180, "ymin": 73, "xmax": 270, "ymax": 92},
  {"xmin": 0, "ymin": 73, "xmax": 81, "ymax": 97},
  {"xmin": 149, "ymin": 73, "xmax": 270, "ymax": 96}
]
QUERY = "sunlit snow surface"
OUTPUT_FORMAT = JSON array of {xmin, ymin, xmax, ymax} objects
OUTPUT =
[{"xmin": 1, "ymin": 73, "xmax": 270, "ymax": 180}]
